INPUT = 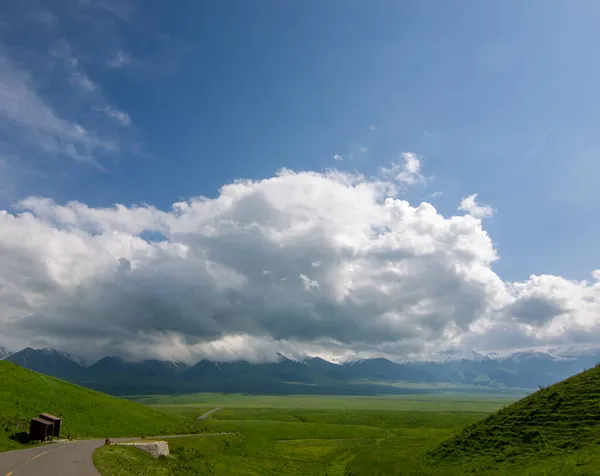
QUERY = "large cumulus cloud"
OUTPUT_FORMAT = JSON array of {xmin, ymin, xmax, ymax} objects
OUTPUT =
[{"xmin": 1, "ymin": 167, "xmax": 599, "ymax": 363}]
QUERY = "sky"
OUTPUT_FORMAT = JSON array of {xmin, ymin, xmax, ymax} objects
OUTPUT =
[{"xmin": 1, "ymin": 0, "xmax": 600, "ymax": 363}]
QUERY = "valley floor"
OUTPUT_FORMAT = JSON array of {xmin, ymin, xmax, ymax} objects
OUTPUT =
[
  {"xmin": 89, "ymin": 393, "xmax": 519, "ymax": 475},
  {"xmin": 95, "ymin": 392, "xmax": 600, "ymax": 475}
]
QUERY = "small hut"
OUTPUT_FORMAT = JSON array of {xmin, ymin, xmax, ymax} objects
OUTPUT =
[
  {"xmin": 29, "ymin": 418, "xmax": 53, "ymax": 442},
  {"xmin": 39, "ymin": 413, "xmax": 62, "ymax": 438}
]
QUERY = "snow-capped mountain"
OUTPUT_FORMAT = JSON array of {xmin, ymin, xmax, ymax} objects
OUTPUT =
[
  {"xmin": 5, "ymin": 345, "xmax": 599, "ymax": 396},
  {"xmin": 430, "ymin": 349, "xmax": 489, "ymax": 363},
  {"xmin": 330, "ymin": 353, "xmax": 365, "ymax": 365},
  {"xmin": 0, "ymin": 346, "xmax": 11, "ymax": 359},
  {"xmin": 275, "ymin": 352, "xmax": 306, "ymax": 363},
  {"xmin": 544, "ymin": 346, "xmax": 600, "ymax": 360},
  {"xmin": 501, "ymin": 351, "xmax": 556, "ymax": 363}
]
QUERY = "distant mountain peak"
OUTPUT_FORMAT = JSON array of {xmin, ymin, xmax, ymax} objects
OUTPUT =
[
  {"xmin": 275, "ymin": 352, "xmax": 306, "ymax": 364},
  {"xmin": 0, "ymin": 346, "xmax": 11, "ymax": 360},
  {"xmin": 306, "ymin": 356, "xmax": 339, "ymax": 365},
  {"xmin": 431, "ymin": 349, "xmax": 488, "ymax": 363},
  {"xmin": 504, "ymin": 351, "xmax": 556, "ymax": 362},
  {"xmin": 96, "ymin": 355, "xmax": 126, "ymax": 363},
  {"xmin": 14, "ymin": 346, "xmax": 81, "ymax": 362},
  {"xmin": 330, "ymin": 353, "xmax": 365, "ymax": 365},
  {"xmin": 6, "ymin": 346, "xmax": 84, "ymax": 380},
  {"xmin": 544, "ymin": 346, "xmax": 600, "ymax": 360}
]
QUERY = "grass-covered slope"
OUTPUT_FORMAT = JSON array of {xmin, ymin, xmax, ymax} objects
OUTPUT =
[
  {"xmin": 0, "ymin": 361, "xmax": 198, "ymax": 452},
  {"xmin": 429, "ymin": 364, "xmax": 600, "ymax": 469}
]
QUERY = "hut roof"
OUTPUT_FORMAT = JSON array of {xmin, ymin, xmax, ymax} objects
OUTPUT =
[
  {"xmin": 31, "ymin": 418, "xmax": 53, "ymax": 426},
  {"xmin": 40, "ymin": 413, "xmax": 62, "ymax": 421}
]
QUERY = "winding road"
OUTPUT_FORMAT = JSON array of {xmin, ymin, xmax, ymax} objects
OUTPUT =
[
  {"xmin": 1, "ymin": 439, "xmax": 118, "ymax": 476},
  {"xmin": 0, "ymin": 431, "xmax": 233, "ymax": 476}
]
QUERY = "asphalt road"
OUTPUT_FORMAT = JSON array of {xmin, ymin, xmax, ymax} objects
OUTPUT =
[
  {"xmin": 0, "ymin": 433, "xmax": 233, "ymax": 476},
  {"xmin": 0, "ymin": 439, "xmax": 109, "ymax": 476}
]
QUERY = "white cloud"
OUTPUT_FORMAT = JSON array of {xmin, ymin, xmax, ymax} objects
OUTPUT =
[
  {"xmin": 333, "ymin": 154, "xmax": 343, "ymax": 161},
  {"xmin": 49, "ymin": 41, "xmax": 133, "ymax": 131},
  {"xmin": 98, "ymin": 0, "xmax": 135, "ymax": 21},
  {"xmin": 461, "ymin": 272, "xmax": 600, "ymax": 352},
  {"xmin": 0, "ymin": 164, "xmax": 600, "ymax": 361},
  {"xmin": 108, "ymin": 50, "xmax": 132, "ymax": 69},
  {"xmin": 69, "ymin": 67, "xmax": 96, "ymax": 92},
  {"xmin": 51, "ymin": 42, "xmax": 98, "ymax": 93},
  {"xmin": 380, "ymin": 152, "xmax": 427, "ymax": 186},
  {"xmin": 299, "ymin": 274, "xmax": 320, "ymax": 291},
  {"xmin": 458, "ymin": 193, "xmax": 495, "ymax": 219},
  {"xmin": 0, "ymin": 53, "xmax": 116, "ymax": 165},
  {"xmin": 0, "ymin": 168, "xmax": 598, "ymax": 362},
  {"xmin": 359, "ymin": 146, "xmax": 368, "ymax": 153},
  {"xmin": 0, "ymin": 168, "xmax": 499, "ymax": 359},
  {"xmin": 103, "ymin": 106, "xmax": 132, "ymax": 126},
  {"xmin": 369, "ymin": 125, "xmax": 377, "ymax": 131}
]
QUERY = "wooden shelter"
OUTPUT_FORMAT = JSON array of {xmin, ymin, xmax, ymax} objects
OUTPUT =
[
  {"xmin": 39, "ymin": 413, "xmax": 62, "ymax": 438},
  {"xmin": 29, "ymin": 418, "xmax": 53, "ymax": 442}
]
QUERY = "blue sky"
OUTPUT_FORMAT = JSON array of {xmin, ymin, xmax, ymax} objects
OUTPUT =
[
  {"xmin": 1, "ymin": 0, "xmax": 600, "ymax": 360},
  {"xmin": 3, "ymin": 0, "xmax": 599, "ymax": 281}
]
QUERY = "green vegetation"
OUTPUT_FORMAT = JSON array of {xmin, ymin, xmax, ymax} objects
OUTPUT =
[
  {"xmin": 426, "ymin": 364, "xmax": 600, "ymax": 474},
  {"xmin": 97, "ymin": 366, "xmax": 600, "ymax": 475},
  {"xmin": 133, "ymin": 391, "xmax": 516, "ymax": 411},
  {"xmin": 95, "ymin": 406, "xmax": 489, "ymax": 475},
  {"xmin": 11, "ymin": 357, "xmax": 600, "ymax": 474},
  {"xmin": 95, "ymin": 395, "xmax": 495, "ymax": 475},
  {"xmin": 93, "ymin": 445, "xmax": 171, "ymax": 476},
  {"xmin": 211, "ymin": 408, "xmax": 485, "ymax": 430},
  {"xmin": 0, "ymin": 361, "xmax": 200, "ymax": 452}
]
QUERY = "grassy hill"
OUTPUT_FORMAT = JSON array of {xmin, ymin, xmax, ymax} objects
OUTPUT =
[
  {"xmin": 0, "ymin": 361, "xmax": 200, "ymax": 452},
  {"xmin": 427, "ymin": 364, "xmax": 600, "ymax": 474}
]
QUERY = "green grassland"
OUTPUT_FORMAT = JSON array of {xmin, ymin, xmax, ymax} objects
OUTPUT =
[
  {"xmin": 95, "ymin": 393, "xmax": 506, "ymax": 475},
  {"xmin": 133, "ymin": 391, "xmax": 518, "ymax": 411},
  {"xmin": 96, "ymin": 400, "xmax": 600, "ymax": 475},
  {"xmin": 94, "ymin": 445, "xmax": 171, "ymax": 476},
  {"xmin": 6, "ymin": 356, "xmax": 600, "ymax": 475},
  {"xmin": 427, "ymin": 364, "xmax": 600, "ymax": 474},
  {"xmin": 0, "ymin": 361, "xmax": 201, "ymax": 452},
  {"xmin": 97, "ymin": 366, "xmax": 600, "ymax": 475},
  {"xmin": 95, "ymin": 405, "xmax": 489, "ymax": 475}
]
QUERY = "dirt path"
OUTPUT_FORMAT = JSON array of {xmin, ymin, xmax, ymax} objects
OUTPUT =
[{"xmin": 197, "ymin": 407, "xmax": 222, "ymax": 420}]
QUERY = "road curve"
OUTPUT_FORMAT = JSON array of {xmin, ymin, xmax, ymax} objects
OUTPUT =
[
  {"xmin": 0, "ymin": 439, "xmax": 107, "ymax": 476},
  {"xmin": 0, "ymin": 433, "xmax": 234, "ymax": 476}
]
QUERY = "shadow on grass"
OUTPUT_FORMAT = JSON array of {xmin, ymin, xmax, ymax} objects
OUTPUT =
[{"xmin": 9, "ymin": 431, "xmax": 32, "ymax": 444}]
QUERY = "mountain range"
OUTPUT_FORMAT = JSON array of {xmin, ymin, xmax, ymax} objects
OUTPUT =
[{"xmin": 2, "ymin": 347, "xmax": 599, "ymax": 397}]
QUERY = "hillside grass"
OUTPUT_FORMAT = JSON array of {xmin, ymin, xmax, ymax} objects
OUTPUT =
[
  {"xmin": 0, "ymin": 361, "xmax": 202, "ymax": 452},
  {"xmin": 425, "ymin": 364, "xmax": 600, "ymax": 473}
]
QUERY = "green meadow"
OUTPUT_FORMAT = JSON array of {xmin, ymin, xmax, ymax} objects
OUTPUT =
[
  {"xmin": 96, "ymin": 392, "xmax": 514, "ymax": 475},
  {"xmin": 7, "ymin": 357, "xmax": 599, "ymax": 475},
  {"xmin": 99, "ymin": 370, "xmax": 600, "ymax": 476},
  {"xmin": 132, "ymin": 391, "xmax": 519, "ymax": 411}
]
